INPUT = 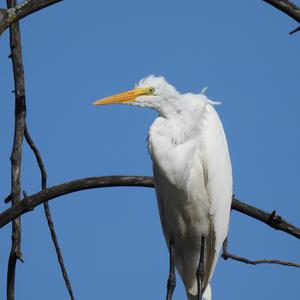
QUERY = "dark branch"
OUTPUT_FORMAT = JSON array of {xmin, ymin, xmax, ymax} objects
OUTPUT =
[
  {"xmin": 222, "ymin": 238, "xmax": 300, "ymax": 268},
  {"xmin": 24, "ymin": 126, "xmax": 75, "ymax": 300},
  {"xmin": 6, "ymin": 0, "xmax": 26, "ymax": 298},
  {"xmin": 263, "ymin": 0, "xmax": 300, "ymax": 33},
  {"xmin": 231, "ymin": 198, "xmax": 300, "ymax": 239},
  {"xmin": 0, "ymin": 176, "xmax": 299, "ymax": 241},
  {"xmin": 24, "ymin": 126, "xmax": 47, "ymax": 188},
  {"xmin": 0, "ymin": 0, "xmax": 62, "ymax": 35},
  {"xmin": 289, "ymin": 26, "xmax": 300, "ymax": 34}
]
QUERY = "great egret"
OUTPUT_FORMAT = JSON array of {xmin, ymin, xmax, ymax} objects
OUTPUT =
[{"xmin": 93, "ymin": 75, "xmax": 232, "ymax": 300}]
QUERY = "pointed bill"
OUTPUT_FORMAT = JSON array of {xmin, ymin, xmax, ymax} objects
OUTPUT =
[{"xmin": 93, "ymin": 87, "xmax": 151, "ymax": 106}]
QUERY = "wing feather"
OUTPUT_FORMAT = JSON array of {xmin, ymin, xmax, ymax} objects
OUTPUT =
[{"xmin": 201, "ymin": 104, "xmax": 232, "ymax": 289}]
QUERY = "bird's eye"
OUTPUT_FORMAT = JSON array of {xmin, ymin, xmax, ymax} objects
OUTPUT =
[{"xmin": 149, "ymin": 87, "xmax": 155, "ymax": 94}]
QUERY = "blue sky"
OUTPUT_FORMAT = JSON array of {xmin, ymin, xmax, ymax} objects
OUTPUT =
[{"xmin": 0, "ymin": 0, "xmax": 300, "ymax": 299}]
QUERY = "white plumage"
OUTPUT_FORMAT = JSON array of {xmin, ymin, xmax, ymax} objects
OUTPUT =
[{"xmin": 94, "ymin": 75, "xmax": 233, "ymax": 300}]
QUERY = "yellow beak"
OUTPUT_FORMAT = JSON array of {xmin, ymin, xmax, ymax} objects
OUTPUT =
[{"xmin": 93, "ymin": 87, "xmax": 151, "ymax": 106}]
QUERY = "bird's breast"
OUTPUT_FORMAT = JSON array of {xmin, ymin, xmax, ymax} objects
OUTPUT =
[{"xmin": 153, "ymin": 165, "xmax": 211, "ymax": 245}]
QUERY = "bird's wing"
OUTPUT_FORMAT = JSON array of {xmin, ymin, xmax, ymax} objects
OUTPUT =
[{"xmin": 201, "ymin": 104, "xmax": 233, "ymax": 288}]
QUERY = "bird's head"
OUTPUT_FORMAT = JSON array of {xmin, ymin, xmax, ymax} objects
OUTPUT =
[{"xmin": 93, "ymin": 75, "xmax": 180, "ymax": 115}]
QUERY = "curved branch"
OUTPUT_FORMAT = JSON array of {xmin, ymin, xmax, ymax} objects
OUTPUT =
[
  {"xmin": 263, "ymin": 0, "xmax": 300, "ymax": 33},
  {"xmin": 0, "ymin": 176, "xmax": 154, "ymax": 229},
  {"xmin": 24, "ymin": 125, "xmax": 75, "ymax": 300},
  {"xmin": 263, "ymin": 0, "xmax": 300, "ymax": 23},
  {"xmin": 1, "ymin": 176, "xmax": 300, "ymax": 241},
  {"xmin": 0, "ymin": 0, "xmax": 62, "ymax": 35}
]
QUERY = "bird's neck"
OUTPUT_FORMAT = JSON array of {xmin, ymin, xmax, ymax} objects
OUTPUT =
[
  {"xmin": 157, "ymin": 113, "xmax": 198, "ymax": 147},
  {"xmin": 150, "ymin": 95, "xmax": 209, "ymax": 147},
  {"xmin": 152, "ymin": 94, "xmax": 181, "ymax": 119},
  {"xmin": 147, "ymin": 109, "xmax": 205, "ymax": 188}
]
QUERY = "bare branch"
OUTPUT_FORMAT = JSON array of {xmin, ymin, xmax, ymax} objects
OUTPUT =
[
  {"xmin": 6, "ymin": 0, "xmax": 26, "ymax": 298},
  {"xmin": 24, "ymin": 126, "xmax": 47, "ymax": 188},
  {"xmin": 24, "ymin": 126, "xmax": 75, "ymax": 300},
  {"xmin": 0, "ymin": 176, "xmax": 299, "ymax": 241},
  {"xmin": 231, "ymin": 198, "xmax": 300, "ymax": 239},
  {"xmin": 263, "ymin": 0, "xmax": 300, "ymax": 33},
  {"xmin": 222, "ymin": 238, "xmax": 300, "ymax": 268},
  {"xmin": 289, "ymin": 26, "xmax": 300, "ymax": 34},
  {"xmin": 0, "ymin": 0, "xmax": 62, "ymax": 35}
]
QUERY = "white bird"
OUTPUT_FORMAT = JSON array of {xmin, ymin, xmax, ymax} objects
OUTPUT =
[{"xmin": 93, "ymin": 75, "xmax": 232, "ymax": 300}]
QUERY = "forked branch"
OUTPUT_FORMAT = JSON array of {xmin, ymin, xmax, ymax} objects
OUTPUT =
[
  {"xmin": 0, "ymin": 0, "xmax": 62, "ymax": 35},
  {"xmin": 3, "ymin": 0, "xmax": 73, "ymax": 297}
]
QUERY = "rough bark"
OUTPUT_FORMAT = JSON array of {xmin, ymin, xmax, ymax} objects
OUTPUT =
[
  {"xmin": 0, "ymin": 0, "xmax": 62, "ymax": 35},
  {"xmin": 6, "ymin": 0, "xmax": 26, "ymax": 299}
]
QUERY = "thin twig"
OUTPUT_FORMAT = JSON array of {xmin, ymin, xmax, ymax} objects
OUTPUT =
[
  {"xmin": 0, "ymin": 176, "xmax": 299, "ymax": 241},
  {"xmin": 6, "ymin": 0, "xmax": 26, "ymax": 299},
  {"xmin": 222, "ymin": 238, "xmax": 300, "ymax": 268},
  {"xmin": 24, "ymin": 126, "xmax": 47, "ymax": 188},
  {"xmin": 0, "ymin": 0, "xmax": 62, "ymax": 35},
  {"xmin": 289, "ymin": 26, "xmax": 300, "ymax": 34},
  {"xmin": 24, "ymin": 125, "xmax": 75, "ymax": 300}
]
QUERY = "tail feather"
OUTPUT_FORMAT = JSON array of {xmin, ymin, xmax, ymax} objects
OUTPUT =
[{"xmin": 187, "ymin": 284, "xmax": 212, "ymax": 300}]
